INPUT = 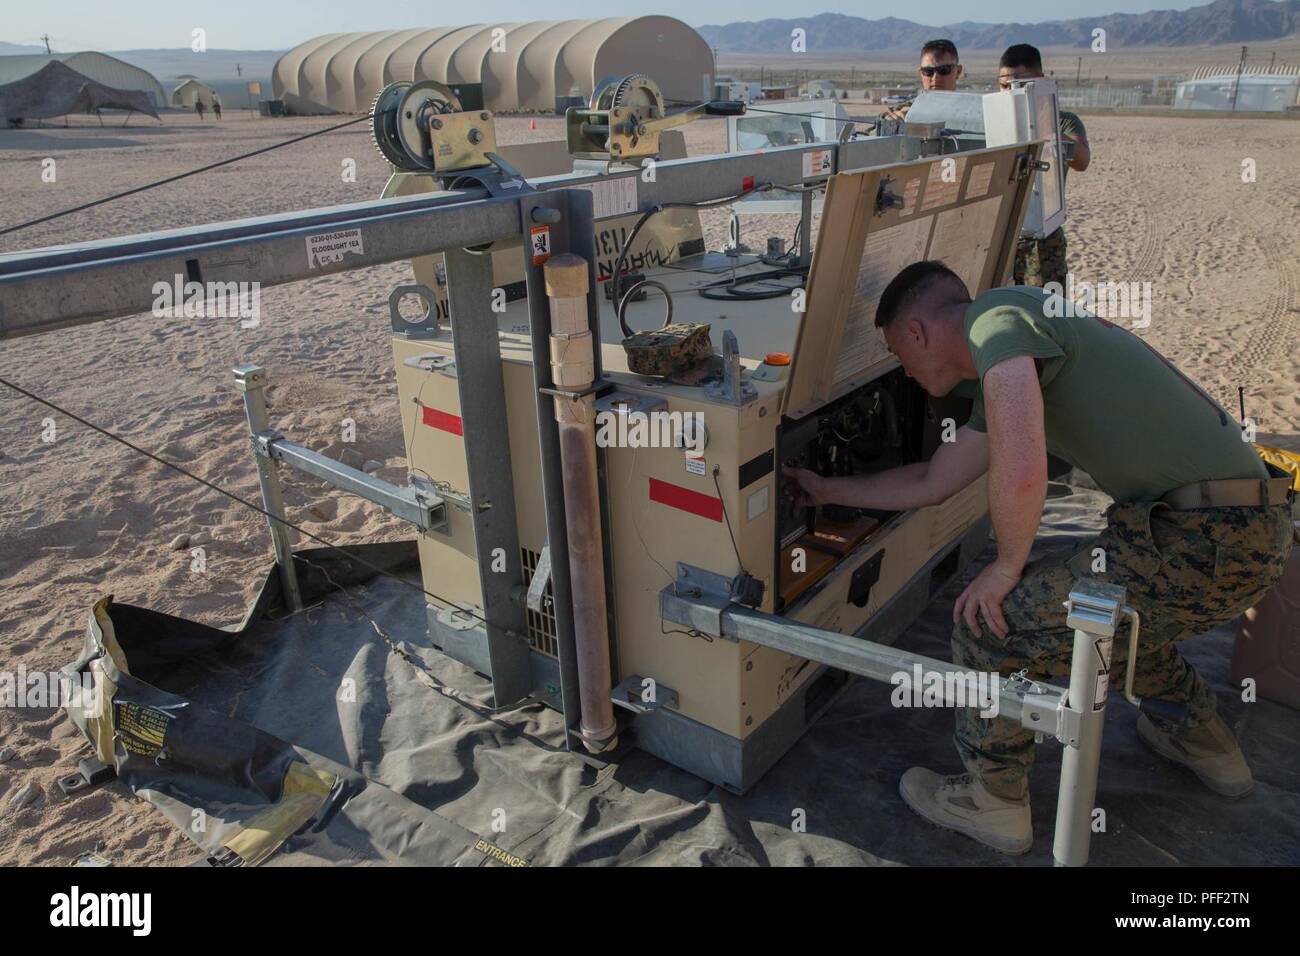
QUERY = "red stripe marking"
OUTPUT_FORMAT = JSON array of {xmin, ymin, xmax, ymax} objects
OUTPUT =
[
  {"xmin": 422, "ymin": 406, "xmax": 463, "ymax": 436},
  {"xmin": 648, "ymin": 477, "xmax": 723, "ymax": 522}
]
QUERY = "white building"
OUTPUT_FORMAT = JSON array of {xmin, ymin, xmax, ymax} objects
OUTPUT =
[{"xmin": 1174, "ymin": 73, "xmax": 1300, "ymax": 112}]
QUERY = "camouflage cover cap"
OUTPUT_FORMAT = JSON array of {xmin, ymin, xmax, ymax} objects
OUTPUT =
[{"xmin": 622, "ymin": 323, "xmax": 713, "ymax": 376}]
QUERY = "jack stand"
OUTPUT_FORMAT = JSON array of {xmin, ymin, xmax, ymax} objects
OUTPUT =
[{"xmin": 1052, "ymin": 579, "xmax": 1128, "ymax": 866}]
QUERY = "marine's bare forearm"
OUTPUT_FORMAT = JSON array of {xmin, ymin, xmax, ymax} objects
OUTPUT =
[
  {"xmin": 815, "ymin": 426, "xmax": 990, "ymax": 512},
  {"xmin": 818, "ymin": 462, "xmax": 937, "ymax": 511},
  {"xmin": 983, "ymin": 357, "xmax": 1049, "ymax": 577}
]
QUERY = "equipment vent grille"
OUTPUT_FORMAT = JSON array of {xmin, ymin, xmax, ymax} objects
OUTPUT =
[{"xmin": 520, "ymin": 547, "xmax": 558, "ymax": 659}]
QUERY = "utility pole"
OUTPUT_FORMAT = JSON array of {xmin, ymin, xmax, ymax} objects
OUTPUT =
[
  {"xmin": 1231, "ymin": 44, "xmax": 1247, "ymax": 111},
  {"xmin": 40, "ymin": 33, "xmax": 52, "ymax": 55},
  {"xmin": 236, "ymin": 63, "xmax": 243, "ymax": 77},
  {"xmin": 1267, "ymin": 51, "xmax": 1276, "ymax": 74},
  {"xmin": 1076, "ymin": 56, "xmax": 1082, "ymax": 86}
]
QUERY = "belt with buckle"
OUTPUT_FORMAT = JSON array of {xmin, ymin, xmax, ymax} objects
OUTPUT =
[{"xmin": 1160, "ymin": 464, "xmax": 1295, "ymax": 511}]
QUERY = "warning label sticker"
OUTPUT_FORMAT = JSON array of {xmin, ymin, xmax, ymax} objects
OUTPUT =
[
  {"xmin": 1093, "ymin": 636, "xmax": 1113, "ymax": 711},
  {"xmin": 899, "ymin": 178, "xmax": 921, "ymax": 217},
  {"xmin": 530, "ymin": 225, "xmax": 552, "ymax": 266},
  {"xmin": 685, "ymin": 456, "xmax": 707, "ymax": 476},
  {"xmin": 802, "ymin": 149, "xmax": 832, "ymax": 178},
  {"xmin": 570, "ymin": 177, "xmax": 637, "ymax": 220},
  {"xmin": 920, "ymin": 157, "xmax": 966, "ymax": 213},
  {"xmin": 964, "ymin": 162, "xmax": 995, "ymax": 201},
  {"xmin": 306, "ymin": 228, "xmax": 364, "ymax": 268},
  {"xmin": 114, "ymin": 701, "xmax": 173, "ymax": 757}
]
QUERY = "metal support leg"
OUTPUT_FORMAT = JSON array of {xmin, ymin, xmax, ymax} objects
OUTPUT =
[
  {"xmin": 232, "ymin": 364, "xmax": 302, "ymax": 612},
  {"xmin": 520, "ymin": 189, "xmax": 609, "ymax": 748},
  {"xmin": 1053, "ymin": 580, "xmax": 1127, "ymax": 867},
  {"xmin": 443, "ymin": 247, "xmax": 532, "ymax": 707}
]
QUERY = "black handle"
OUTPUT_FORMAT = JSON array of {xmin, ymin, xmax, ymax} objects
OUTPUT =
[{"xmin": 704, "ymin": 100, "xmax": 747, "ymax": 116}]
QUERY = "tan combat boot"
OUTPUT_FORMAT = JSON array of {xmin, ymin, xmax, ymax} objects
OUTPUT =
[
  {"xmin": 1136, "ymin": 712, "xmax": 1254, "ymax": 798},
  {"xmin": 899, "ymin": 768, "xmax": 1033, "ymax": 855}
]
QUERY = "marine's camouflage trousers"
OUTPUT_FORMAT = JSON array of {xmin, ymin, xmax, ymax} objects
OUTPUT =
[
  {"xmin": 952, "ymin": 500, "xmax": 1293, "ymax": 801},
  {"xmin": 1013, "ymin": 227, "xmax": 1068, "ymax": 288}
]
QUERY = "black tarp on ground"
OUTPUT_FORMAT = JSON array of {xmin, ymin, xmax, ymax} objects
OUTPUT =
[
  {"xmin": 66, "ymin": 486, "xmax": 1300, "ymax": 865},
  {"xmin": 0, "ymin": 61, "xmax": 160, "ymax": 124},
  {"xmin": 64, "ymin": 543, "xmax": 524, "ymax": 866}
]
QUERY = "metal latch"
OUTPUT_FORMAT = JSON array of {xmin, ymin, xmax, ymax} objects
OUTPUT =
[
  {"xmin": 1013, "ymin": 150, "xmax": 1049, "ymax": 181},
  {"xmin": 526, "ymin": 542, "xmax": 552, "ymax": 614},
  {"xmin": 875, "ymin": 177, "xmax": 905, "ymax": 213}
]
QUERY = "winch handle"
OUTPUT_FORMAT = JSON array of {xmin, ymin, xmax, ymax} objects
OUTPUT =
[
  {"xmin": 704, "ymin": 101, "xmax": 747, "ymax": 116},
  {"xmin": 1121, "ymin": 606, "xmax": 1190, "ymax": 724}
]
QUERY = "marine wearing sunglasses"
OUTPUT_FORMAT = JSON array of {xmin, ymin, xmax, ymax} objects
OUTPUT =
[{"xmin": 884, "ymin": 39, "xmax": 962, "ymax": 122}]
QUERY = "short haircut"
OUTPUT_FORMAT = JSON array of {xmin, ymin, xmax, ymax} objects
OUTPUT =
[
  {"xmin": 921, "ymin": 39, "xmax": 959, "ymax": 62},
  {"xmin": 875, "ymin": 260, "xmax": 970, "ymax": 329},
  {"xmin": 1000, "ymin": 43, "xmax": 1043, "ymax": 72}
]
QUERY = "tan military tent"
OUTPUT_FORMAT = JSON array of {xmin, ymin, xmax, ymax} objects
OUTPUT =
[
  {"xmin": 0, "ymin": 52, "xmax": 166, "ymax": 107},
  {"xmin": 171, "ymin": 78, "xmax": 218, "ymax": 108},
  {"xmin": 0, "ymin": 60, "xmax": 160, "ymax": 124},
  {"xmin": 272, "ymin": 17, "xmax": 715, "ymax": 114}
]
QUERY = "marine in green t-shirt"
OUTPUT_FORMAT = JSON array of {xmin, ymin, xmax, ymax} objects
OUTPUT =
[
  {"xmin": 782, "ymin": 260, "xmax": 1291, "ymax": 853},
  {"xmin": 961, "ymin": 285, "xmax": 1265, "ymax": 502}
]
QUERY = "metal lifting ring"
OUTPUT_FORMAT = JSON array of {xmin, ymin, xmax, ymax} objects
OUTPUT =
[{"xmin": 617, "ymin": 279, "xmax": 673, "ymax": 339}]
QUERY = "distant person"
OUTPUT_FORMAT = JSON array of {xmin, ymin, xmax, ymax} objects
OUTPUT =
[
  {"xmin": 999, "ymin": 44, "xmax": 1091, "ymax": 288},
  {"xmin": 195, "ymin": 99, "xmax": 206, "ymax": 120},
  {"xmin": 883, "ymin": 39, "xmax": 963, "ymax": 123},
  {"xmin": 212, "ymin": 97, "xmax": 222, "ymax": 120}
]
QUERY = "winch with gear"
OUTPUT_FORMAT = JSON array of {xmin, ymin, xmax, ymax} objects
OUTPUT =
[
  {"xmin": 566, "ymin": 73, "xmax": 745, "ymax": 166},
  {"xmin": 371, "ymin": 80, "xmax": 522, "ymax": 188}
]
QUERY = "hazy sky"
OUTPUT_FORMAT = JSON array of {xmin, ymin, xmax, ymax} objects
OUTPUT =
[{"xmin": 5, "ymin": 1, "xmax": 1219, "ymax": 52}]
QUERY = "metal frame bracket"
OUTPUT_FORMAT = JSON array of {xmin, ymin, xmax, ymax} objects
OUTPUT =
[
  {"xmin": 660, "ymin": 562, "xmax": 735, "ymax": 640},
  {"xmin": 252, "ymin": 429, "xmax": 283, "ymax": 457},
  {"xmin": 611, "ymin": 674, "xmax": 680, "ymax": 714}
]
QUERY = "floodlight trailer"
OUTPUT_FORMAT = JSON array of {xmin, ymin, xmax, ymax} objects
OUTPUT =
[{"xmin": 0, "ymin": 76, "xmax": 1124, "ymax": 865}]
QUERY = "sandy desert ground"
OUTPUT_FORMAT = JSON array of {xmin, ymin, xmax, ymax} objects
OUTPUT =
[{"xmin": 0, "ymin": 105, "xmax": 1297, "ymax": 865}]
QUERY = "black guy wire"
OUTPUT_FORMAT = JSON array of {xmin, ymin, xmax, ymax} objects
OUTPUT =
[
  {"xmin": 0, "ymin": 114, "xmax": 373, "ymax": 238},
  {"xmin": 0, "ymin": 375, "xmax": 488, "ymax": 625}
]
